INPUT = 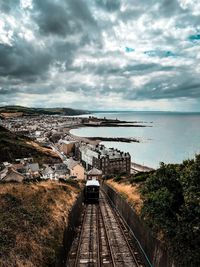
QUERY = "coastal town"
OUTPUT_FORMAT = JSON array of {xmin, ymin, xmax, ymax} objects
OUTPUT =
[{"xmin": 0, "ymin": 113, "xmax": 153, "ymax": 182}]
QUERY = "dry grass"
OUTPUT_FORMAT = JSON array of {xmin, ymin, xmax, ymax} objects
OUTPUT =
[
  {"xmin": 107, "ymin": 180, "xmax": 143, "ymax": 215},
  {"xmin": 0, "ymin": 112, "xmax": 23, "ymax": 118},
  {"xmin": 0, "ymin": 181, "xmax": 80, "ymax": 267},
  {"xmin": 25, "ymin": 141, "xmax": 58, "ymax": 157}
]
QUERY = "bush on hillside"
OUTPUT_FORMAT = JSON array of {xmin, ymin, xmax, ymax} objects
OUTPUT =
[{"xmin": 141, "ymin": 156, "xmax": 200, "ymax": 267}]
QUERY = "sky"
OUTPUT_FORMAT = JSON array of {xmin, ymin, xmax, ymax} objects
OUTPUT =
[{"xmin": 0, "ymin": 0, "xmax": 200, "ymax": 111}]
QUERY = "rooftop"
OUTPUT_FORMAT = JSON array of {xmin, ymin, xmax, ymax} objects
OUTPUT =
[
  {"xmin": 87, "ymin": 167, "xmax": 102, "ymax": 175},
  {"xmin": 86, "ymin": 180, "xmax": 100, "ymax": 187},
  {"xmin": 59, "ymin": 140, "xmax": 76, "ymax": 145},
  {"xmin": 80, "ymin": 144, "xmax": 130, "ymax": 159},
  {"xmin": 66, "ymin": 158, "xmax": 80, "ymax": 169}
]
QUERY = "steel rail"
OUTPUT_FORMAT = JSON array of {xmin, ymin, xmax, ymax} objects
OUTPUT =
[
  {"xmin": 99, "ymin": 200, "xmax": 116, "ymax": 267},
  {"xmin": 101, "ymin": 190, "xmax": 143, "ymax": 267},
  {"xmin": 74, "ymin": 204, "xmax": 100, "ymax": 267},
  {"xmin": 96, "ymin": 205, "xmax": 101, "ymax": 267},
  {"xmin": 74, "ymin": 205, "xmax": 88, "ymax": 267},
  {"xmin": 88, "ymin": 204, "xmax": 94, "ymax": 266}
]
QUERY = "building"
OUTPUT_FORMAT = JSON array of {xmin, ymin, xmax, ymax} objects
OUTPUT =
[
  {"xmin": 58, "ymin": 140, "xmax": 76, "ymax": 155},
  {"xmin": 79, "ymin": 144, "xmax": 131, "ymax": 175},
  {"xmin": 1, "ymin": 167, "xmax": 25, "ymax": 182},
  {"xmin": 25, "ymin": 163, "xmax": 40, "ymax": 179},
  {"xmin": 43, "ymin": 166, "xmax": 55, "ymax": 179},
  {"xmin": 54, "ymin": 163, "xmax": 69, "ymax": 179},
  {"xmin": 42, "ymin": 163, "xmax": 69, "ymax": 180},
  {"xmin": 25, "ymin": 163, "xmax": 40, "ymax": 173},
  {"xmin": 87, "ymin": 167, "xmax": 102, "ymax": 180},
  {"xmin": 67, "ymin": 158, "xmax": 85, "ymax": 179}
]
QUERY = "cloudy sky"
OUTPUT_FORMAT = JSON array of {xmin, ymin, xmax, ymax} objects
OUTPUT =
[{"xmin": 0, "ymin": 0, "xmax": 200, "ymax": 111}]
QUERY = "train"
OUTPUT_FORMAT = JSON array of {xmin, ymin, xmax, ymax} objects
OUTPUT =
[{"xmin": 84, "ymin": 179, "xmax": 100, "ymax": 203}]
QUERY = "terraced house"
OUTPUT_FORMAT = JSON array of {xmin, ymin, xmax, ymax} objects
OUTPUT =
[{"xmin": 78, "ymin": 144, "xmax": 131, "ymax": 175}]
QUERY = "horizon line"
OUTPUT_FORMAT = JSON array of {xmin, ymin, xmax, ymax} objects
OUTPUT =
[{"xmin": 1, "ymin": 105, "xmax": 200, "ymax": 113}]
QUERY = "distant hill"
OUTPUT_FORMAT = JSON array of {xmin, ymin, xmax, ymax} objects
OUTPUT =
[
  {"xmin": 0, "ymin": 105, "xmax": 90, "ymax": 116},
  {"xmin": 0, "ymin": 126, "xmax": 61, "ymax": 164}
]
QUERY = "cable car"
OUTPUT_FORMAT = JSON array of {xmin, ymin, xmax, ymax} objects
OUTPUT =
[{"xmin": 84, "ymin": 179, "xmax": 100, "ymax": 203}]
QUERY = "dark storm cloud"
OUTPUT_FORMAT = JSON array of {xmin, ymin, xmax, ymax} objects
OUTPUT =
[
  {"xmin": 96, "ymin": 0, "xmax": 121, "ymax": 12},
  {"xmin": 124, "ymin": 74, "xmax": 200, "ymax": 101},
  {"xmin": 157, "ymin": 0, "xmax": 186, "ymax": 17},
  {"xmin": 69, "ymin": 57, "xmax": 175, "ymax": 77},
  {"xmin": 0, "ymin": 88, "xmax": 20, "ymax": 95},
  {"xmin": 0, "ymin": 82, "xmax": 57, "ymax": 96},
  {"xmin": 0, "ymin": 0, "xmax": 101, "ymax": 77},
  {"xmin": 0, "ymin": 0, "xmax": 20, "ymax": 14},
  {"xmin": 33, "ymin": 0, "xmax": 98, "ymax": 37},
  {"xmin": 0, "ymin": 42, "xmax": 51, "ymax": 79},
  {"xmin": 0, "ymin": 0, "xmax": 200, "ymax": 109},
  {"xmin": 33, "ymin": 1, "xmax": 75, "ymax": 36}
]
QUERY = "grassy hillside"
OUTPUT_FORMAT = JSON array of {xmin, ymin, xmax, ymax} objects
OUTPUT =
[
  {"xmin": 0, "ymin": 126, "xmax": 61, "ymax": 164},
  {"xmin": 0, "ymin": 105, "xmax": 89, "ymax": 116},
  {"xmin": 107, "ymin": 179, "xmax": 143, "ymax": 215},
  {"xmin": 108, "ymin": 155, "xmax": 200, "ymax": 267},
  {"xmin": 0, "ymin": 180, "xmax": 80, "ymax": 267}
]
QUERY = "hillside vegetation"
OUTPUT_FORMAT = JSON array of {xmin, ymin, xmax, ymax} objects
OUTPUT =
[
  {"xmin": 108, "ymin": 155, "xmax": 200, "ymax": 267},
  {"xmin": 0, "ymin": 180, "xmax": 81, "ymax": 267},
  {"xmin": 0, "ymin": 105, "xmax": 89, "ymax": 116},
  {"xmin": 0, "ymin": 126, "xmax": 61, "ymax": 164},
  {"xmin": 107, "ymin": 179, "xmax": 143, "ymax": 214},
  {"xmin": 141, "ymin": 156, "xmax": 200, "ymax": 266}
]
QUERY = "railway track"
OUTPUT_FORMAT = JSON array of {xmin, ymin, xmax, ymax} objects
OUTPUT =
[{"xmin": 67, "ymin": 191, "xmax": 146, "ymax": 267}]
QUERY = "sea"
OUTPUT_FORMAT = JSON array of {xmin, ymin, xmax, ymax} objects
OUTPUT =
[{"xmin": 70, "ymin": 111, "xmax": 200, "ymax": 169}]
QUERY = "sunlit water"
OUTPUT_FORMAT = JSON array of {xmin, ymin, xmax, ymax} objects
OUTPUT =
[{"xmin": 71, "ymin": 112, "xmax": 200, "ymax": 168}]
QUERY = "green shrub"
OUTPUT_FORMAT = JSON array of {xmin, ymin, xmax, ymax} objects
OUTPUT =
[
  {"xmin": 103, "ymin": 175, "xmax": 113, "ymax": 180},
  {"xmin": 130, "ymin": 172, "xmax": 149, "ymax": 183},
  {"xmin": 141, "ymin": 157, "xmax": 200, "ymax": 266},
  {"xmin": 113, "ymin": 175, "xmax": 122, "ymax": 182}
]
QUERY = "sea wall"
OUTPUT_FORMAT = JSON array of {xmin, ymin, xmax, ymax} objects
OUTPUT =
[{"xmin": 102, "ymin": 183, "xmax": 175, "ymax": 267}]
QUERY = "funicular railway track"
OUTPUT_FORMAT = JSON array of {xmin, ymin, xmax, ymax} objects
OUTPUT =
[{"xmin": 67, "ymin": 191, "xmax": 146, "ymax": 267}]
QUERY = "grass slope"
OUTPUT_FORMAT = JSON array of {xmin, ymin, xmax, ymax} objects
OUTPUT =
[
  {"xmin": 0, "ymin": 126, "xmax": 61, "ymax": 164},
  {"xmin": 0, "ymin": 181, "xmax": 80, "ymax": 267}
]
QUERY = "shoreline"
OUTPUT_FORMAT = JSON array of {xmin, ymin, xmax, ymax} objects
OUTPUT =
[
  {"xmin": 63, "ymin": 117, "xmax": 154, "ymax": 171},
  {"xmin": 83, "ymin": 123, "xmax": 150, "ymax": 127},
  {"xmin": 64, "ymin": 116, "xmax": 152, "ymax": 144},
  {"xmin": 84, "ymin": 136, "xmax": 140, "ymax": 143},
  {"xmin": 65, "ymin": 127, "xmax": 141, "ymax": 145}
]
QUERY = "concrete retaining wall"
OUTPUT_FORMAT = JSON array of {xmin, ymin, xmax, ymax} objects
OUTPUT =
[
  {"xmin": 103, "ymin": 183, "xmax": 175, "ymax": 267},
  {"xmin": 56, "ymin": 191, "xmax": 84, "ymax": 267}
]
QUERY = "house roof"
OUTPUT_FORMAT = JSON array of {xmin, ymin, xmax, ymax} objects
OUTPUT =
[
  {"xmin": 54, "ymin": 163, "xmax": 68, "ymax": 171},
  {"xmin": 26, "ymin": 163, "xmax": 39, "ymax": 172},
  {"xmin": 66, "ymin": 158, "xmax": 79, "ymax": 170},
  {"xmin": 86, "ymin": 180, "xmax": 100, "ymax": 187},
  {"xmin": 12, "ymin": 163, "xmax": 24, "ymax": 170},
  {"xmin": 43, "ymin": 166, "xmax": 54, "ymax": 175},
  {"xmin": 1, "ymin": 168, "xmax": 24, "ymax": 181},
  {"xmin": 87, "ymin": 167, "xmax": 102, "ymax": 175},
  {"xmin": 0, "ymin": 168, "xmax": 8, "ymax": 179},
  {"xmin": 59, "ymin": 140, "xmax": 76, "ymax": 145}
]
